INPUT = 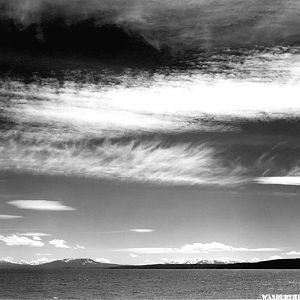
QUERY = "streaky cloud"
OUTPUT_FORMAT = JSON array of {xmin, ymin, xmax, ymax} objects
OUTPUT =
[
  {"xmin": 0, "ymin": 214, "xmax": 22, "ymax": 220},
  {"xmin": 120, "ymin": 242, "xmax": 280, "ymax": 254},
  {"xmin": 17, "ymin": 232, "xmax": 50, "ymax": 236},
  {"xmin": 255, "ymin": 177, "xmax": 300, "ymax": 186},
  {"xmin": 1, "ymin": 76, "xmax": 300, "ymax": 187},
  {"xmin": 0, "ymin": 138, "xmax": 244, "ymax": 186},
  {"xmin": 130, "ymin": 229, "xmax": 155, "ymax": 233},
  {"xmin": 8, "ymin": 200, "xmax": 76, "ymax": 211}
]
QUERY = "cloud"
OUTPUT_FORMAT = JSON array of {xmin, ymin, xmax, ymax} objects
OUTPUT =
[
  {"xmin": 121, "ymin": 242, "xmax": 280, "ymax": 254},
  {"xmin": 8, "ymin": 200, "xmax": 76, "ymax": 211},
  {"xmin": 130, "ymin": 229, "xmax": 155, "ymax": 233},
  {"xmin": 18, "ymin": 232, "xmax": 50, "ymax": 237},
  {"xmin": 0, "ymin": 136, "xmax": 244, "ymax": 186},
  {"xmin": 130, "ymin": 253, "xmax": 138, "ymax": 258},
  {"xmin": 285, "ymin": 251, "xmax": 300, "ymax": 256},
  {"xmin": 269, "ymin": 255, "xmax": 283, "ymax": 260},
  {"xmin": 2, "ymin": 76, "xmax": 300, "ymax": 187},
  {"xmin": 1, "ymin": 256, "xmax": 53, "ymax": 265},
  {"xmin": 74, "ymin": 244, "xmax": 85, "ymax": 250},
  {"xmin": 95, "ymin": 258, "xmax": 111, "ymax": 264},
  {"xmin": 49, "ymin": 239, "xmax": 70, "ymax": 249},
  {"xmin": 255, "ymin": 177, "xmax": 300, "ymax": 186},
  {"xmin": 0, "ymin": 234, "xmax": 44, "ymax": 247},
  {"xmin": 0, "ymin": 214, "xmax": 22, "ymax": 220}
]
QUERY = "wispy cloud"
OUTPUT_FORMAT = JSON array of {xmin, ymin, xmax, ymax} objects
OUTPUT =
[
  {"xmin": 2, "ymin": 79, "xmax": 300, "ymax": 187},
  {"xmin": 18, "ymin": 232, "xmax": 51, "ymax": 237},
  {"xmin": 8, "ymin": 200, "xmax": 76, "ymax": 211},
  {"xmin": 0, "ymin": 234, "xmax": 44, "ymax": 247},
  {"xmin": 0, "ymin": 214, "xmax": 22, "ymax": 220},
  {"xmin": 121, "ymin": 242, "xmax": 280, "ymax": 254},
  {"xmin": 49, "ymin": 239, "xmax": 70, "ymax": 249},
  {"xmin": 0, "ymin": 137, "xmax": 245, "ymax": 186},
  {"xmin": 130, "ymin": 229, "xmax": 155, "ymax": 233},
  {"xmin": 256, "ymin": 177, "xmax": 300, "ymax": 186}
]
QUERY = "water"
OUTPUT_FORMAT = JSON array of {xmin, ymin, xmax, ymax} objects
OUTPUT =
[{"xmin": 0, "ymin": 269, "xmax": 299, "ymax": 299}]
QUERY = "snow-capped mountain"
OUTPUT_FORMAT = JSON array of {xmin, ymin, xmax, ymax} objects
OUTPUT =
[
  {"xmin": 0, "ymin": 258, "xmax": 118, "ymax": 269},
  {"xmin": 164, "ymin": 258, "xmax": 245, "ymax": 265},
  {"xmin": 37, "ymin": 258, "xmax": 118, "ymax": 268}
]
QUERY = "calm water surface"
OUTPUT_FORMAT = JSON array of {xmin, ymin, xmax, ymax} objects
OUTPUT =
[{"xmin": 0, "ymin": 269, "xmax": 299, "ymax": 299}]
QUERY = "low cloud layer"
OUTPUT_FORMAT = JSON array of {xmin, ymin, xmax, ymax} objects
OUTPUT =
[{"xmin": 121, "ymin": 242, "xmax": 280, "ymax": 255}]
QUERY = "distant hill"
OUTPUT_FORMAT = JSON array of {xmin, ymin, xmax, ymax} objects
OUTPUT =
[
  {"xmin": 1, "ymin": 258, "xmax": 300, "ymax": 270},
  {"xmin": 0, "ymin": 261, "xmax": 25, "ymax": 269},
  {"xmin": 35, "ymin": 258, "xmax": 118, "ymax": 269},
  {"xmin": 0, "ymin": 259, "xmax": 118, "ymax": 270},
  {"xmin": 115, "ymin": 258, "xmax": 300, "ymax": 269}
]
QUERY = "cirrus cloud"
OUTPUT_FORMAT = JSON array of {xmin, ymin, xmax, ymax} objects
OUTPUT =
[
  {"xmin": 0, "ymin": 214, "xmax": 22, "ymax": 220},
  {"xmin": 255, "ymin": 177, "xmax": 300, "ymax": 186},
  {"xmin": 130, "ymin": 229, "xmax": 155, "ymax": 233},
  {"xmin": 8, "ymin": 200, "xmax": 76, "ymax": 211}
]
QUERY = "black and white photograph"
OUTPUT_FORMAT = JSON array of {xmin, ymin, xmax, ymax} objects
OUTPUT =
[{"xmin": 0, "ymin": 0, "xmax": 300, "ymax": 299}]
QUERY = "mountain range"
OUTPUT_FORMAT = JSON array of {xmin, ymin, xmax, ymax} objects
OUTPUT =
[
  {"xmin": 0, "ymin": 258, "xmax": 118, "ymax": 269},
  {"xmin": 1, "ymin": 258, "xmax": 300, "ymax": 270}
]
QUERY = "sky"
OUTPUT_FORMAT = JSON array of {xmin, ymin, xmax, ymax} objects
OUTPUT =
[
  {"xmin": 1, "ymin": 51, "xmax": 300, "ymax": 265},
  {"xmin": 1, "ymin": 0, "xmax": 300, "ymax": 50},
  {"xmin": 1, "ymin": 0, "xmax": 300, "ymax": 266}
]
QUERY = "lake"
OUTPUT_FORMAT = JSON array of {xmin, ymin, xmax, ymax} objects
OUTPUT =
[{"xmin": 0, "ymin": 269, "xmax": 299, "ymax": 299}]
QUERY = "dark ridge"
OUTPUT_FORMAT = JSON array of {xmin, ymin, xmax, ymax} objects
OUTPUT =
[
  {"xmin": 114, "ymin": 259, "xmax": 300, "ymax": 269},
  {"xmin": 0, "ymin": 259, "xmax": 119, "ymax": 270}
]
